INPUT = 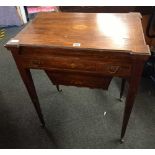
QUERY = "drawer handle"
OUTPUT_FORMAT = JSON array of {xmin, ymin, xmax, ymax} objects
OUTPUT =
[
  {"xmin": 31, "ymin": 60, "xmax": 42, "ymax": 66},
  {"xmin": 70, "ymin": 63, "xmax": 76, "ymax": 68},
  {"xmin": 108, "ymin": 66, "xmax": 120, "ymax": 74}
]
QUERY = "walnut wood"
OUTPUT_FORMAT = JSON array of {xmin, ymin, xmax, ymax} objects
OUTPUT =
[{"xmin": 5, "ymin": 13, "xmax": 150, "ymax": 141}]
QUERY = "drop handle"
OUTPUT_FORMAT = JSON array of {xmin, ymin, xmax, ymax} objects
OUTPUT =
[
  {"xmin": 31, "ymin": 60, "xmax": 42, "ymax": 66},
  {"xmin": 108, "ymin": 65, "xmax": 120, "ymax": 74},
  {"xmin": 70, "ymin": 63, "xmax": 76, "ymax": 68}
]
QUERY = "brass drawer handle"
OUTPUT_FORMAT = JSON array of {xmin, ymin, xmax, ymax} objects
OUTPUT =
[
  {"xmin": 70, "ymin": 63, "xmax": 76, "ymax": 68},
  {"xmin": 31, "ymin": 60, "xmax": 42, "ymax": 66},
  {"xmin": 108, "ymin": 65, "xmax": 120, "ymax": 74}
]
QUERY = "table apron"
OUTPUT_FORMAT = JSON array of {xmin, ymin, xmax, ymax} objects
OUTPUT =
[{"xmin": 18, "ymin": 56, "xmax": 132, "ymax": 78}]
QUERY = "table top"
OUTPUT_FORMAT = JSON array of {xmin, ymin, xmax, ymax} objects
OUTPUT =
[{"xmin": 6, "ymin": 12, "xmax": 150, "ymax": 55}]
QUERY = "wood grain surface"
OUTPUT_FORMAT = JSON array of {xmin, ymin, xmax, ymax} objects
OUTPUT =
[{"xmin": 6, "ymin": 12, "xmax": 149, "ymax": 55}]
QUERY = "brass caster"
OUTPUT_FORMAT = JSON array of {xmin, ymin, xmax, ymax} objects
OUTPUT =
[
  {"xmin": 120, "ymin": 138, "xmax": 124, "ymax": 144},
  {"xmin": 56, "ymin": 85, "xmax": 62, "ymax": 92},
  {"xmin": 117, "ymin": 98, "xmax": 123, "ymax": 102},
  {"xmin": 58, "ymin": 89, "xmax": 62, "ymax": 92},
  {"xmin": 119, "ymin": 98, "xmax": 123, "ymax": 102}
]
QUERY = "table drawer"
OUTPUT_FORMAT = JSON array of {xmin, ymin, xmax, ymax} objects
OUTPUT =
[
  {"xmin": 47, "ymin": 71, "xmax": 112, "ymax": 89},
  {"xmin": 20, "ymin": 56, "xmax": 131, "ymax": 77}
]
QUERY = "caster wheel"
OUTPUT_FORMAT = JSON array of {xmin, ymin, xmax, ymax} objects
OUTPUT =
[
  {"xmin": 58, "ymin": 89, "xmax": 62, "ymax": 92},
  {"xmin": 120, "ymin": 139, "xmax": 124, "ymax": 144},
  {"xmin": 119, "ymin": 98, "xmax": 123, "ymax": 102},
  {"xmin": 56, "ymin": 85, "xmax": 62, "ymax": 92}
]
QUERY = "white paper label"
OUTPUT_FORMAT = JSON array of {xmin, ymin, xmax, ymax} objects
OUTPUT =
[
  {"xmin": 73, "ymin": 43, "xmax": 81, "ymax": 47},
  {"xmin": 10, "ymin": 39, "xmax": 19, "ymax": 43}
]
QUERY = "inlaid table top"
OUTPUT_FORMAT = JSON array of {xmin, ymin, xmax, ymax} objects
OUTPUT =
[{"xmin": 6, "ymin": 12, "xmax": 149, "ymax": 55}]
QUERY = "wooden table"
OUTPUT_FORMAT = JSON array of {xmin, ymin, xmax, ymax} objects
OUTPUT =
[{"xmin": 5, "ymin": 12, "xmax": 150, "ymax": 142}]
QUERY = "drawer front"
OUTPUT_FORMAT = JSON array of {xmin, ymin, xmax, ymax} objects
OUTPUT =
[
  {"xmin": 46, "ymin": 71, "xmax": 112, "ymax": 90},
  {"xmin": 20, "ymin": 56, "xmax": 131, "ymax": 77}
]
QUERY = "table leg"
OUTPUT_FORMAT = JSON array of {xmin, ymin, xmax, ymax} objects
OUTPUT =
[
  {"xmin": 45, "ymin": 70, "xmax": 62, "ymax": 92},
  {"xmin": 17, "ymin": 68, "xmax": 45, "ymax": 127},
  {"xmin": 120, "ymin": 78, "xmax": 126, "ymax": 101},
  {"xmin": 56, "ymin": 84, "xmax": 62, "ymax": 92},
  {"xmin": 120, "ymin": 62, "xmax": 144, "ymax": 142}
]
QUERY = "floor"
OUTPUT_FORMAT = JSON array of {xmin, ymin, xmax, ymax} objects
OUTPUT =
[{"xmin": 0, "ymin": 26, "xmax": 155, "ymax": 149}]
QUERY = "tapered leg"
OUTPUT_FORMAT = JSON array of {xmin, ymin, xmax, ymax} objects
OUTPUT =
[
  {"xmin": 11, "ymin": 50, "xmax": 45, "ymax": 126},
  {"xmin": 45, "ymin": 70, "xmax": 62, "ymax": 92},
  {"xmin": 120, "ymin": 78, "xmax": 126, "ymax": 101},
  {"xmin": 56, "ymin": 84, "xmax": 62, "ymax": 92},
  {"xmin": 17, "ymin": 68, "xmax": 45, "ymax": 126},
  {"xmin": 120, "ymin": 62, "xmax": 144, "ymax": 142}
]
